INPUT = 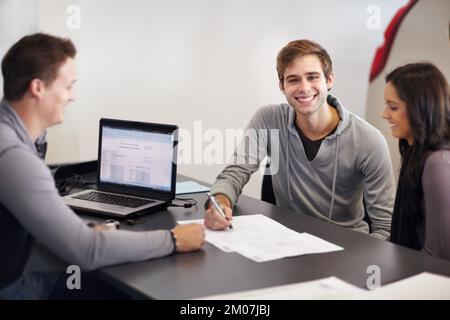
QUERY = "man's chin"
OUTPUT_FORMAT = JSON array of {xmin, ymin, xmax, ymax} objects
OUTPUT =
[
  {"xmin": 294, "ymin": 104, "xmax": 320, "ymax": 117},
  {"xmin": 49, "ymin": 117, "xmax": 64, "ymax": 128}
]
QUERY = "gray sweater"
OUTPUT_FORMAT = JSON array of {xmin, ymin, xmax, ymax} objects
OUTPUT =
[
  {"xmin": 210, "ymin": 95, "xmax": 395, "ymax": 239},
  {"xmin": 421, "ymin": 149, "xmax": 450, "ymax": 260},
  {"xmin": 0, "ymin": 99, "xmax": 173, "ymax": 288}
]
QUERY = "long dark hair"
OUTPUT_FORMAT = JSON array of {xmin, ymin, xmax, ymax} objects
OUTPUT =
[{"xmin": 387, "ymin": 62, "xmax": 450, "ymax": 250}]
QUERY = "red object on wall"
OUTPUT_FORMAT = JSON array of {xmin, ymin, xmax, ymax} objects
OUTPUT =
[{"xmin": 369, "ymin": 0, "xmax": 419, "ymax": 82}]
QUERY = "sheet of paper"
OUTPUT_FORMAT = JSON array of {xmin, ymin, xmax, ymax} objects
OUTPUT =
[
  {"xmin": 196, "ymin": 276, "xmax": 365, "ymax": 300},
  {"xmin": 178, "ymin": 214, "xmax": 343, "ymax": 262},
  {"xmin": 359, "ymin": 272, "xmax": 450, "ymax": 300},
  {"xmin": 176, "ymin": 181, "xmax": 210, "ymax": 195}
]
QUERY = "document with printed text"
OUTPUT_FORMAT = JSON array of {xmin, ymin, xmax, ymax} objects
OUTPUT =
[{"xmin": 178, "ymin": 214, "xmax": 343, "ymax": 262}]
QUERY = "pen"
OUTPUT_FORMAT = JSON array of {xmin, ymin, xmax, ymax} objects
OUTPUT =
[{"xmin": 207, "ymin": 192, "xmax": 233, "ymax": 229}]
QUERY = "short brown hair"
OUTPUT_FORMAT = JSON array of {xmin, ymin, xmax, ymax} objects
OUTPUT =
[
  {"xmin": 2, "ymin": 33, "xmax": 76, "ymax": 101},
  {"xmin": 276, "ymin": 39, "xmax": 332, "ymax": 82}
]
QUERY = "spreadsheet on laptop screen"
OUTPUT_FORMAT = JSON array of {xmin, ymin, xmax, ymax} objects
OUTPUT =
[{"xmin": 99, "ymin": 126, "xmax": 174, "ymax": 192}]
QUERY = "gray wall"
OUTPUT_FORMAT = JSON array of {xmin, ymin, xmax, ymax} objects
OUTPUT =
[{"xmin": 0, "ymin": 0, "xmax": 407, "ymax": 198}]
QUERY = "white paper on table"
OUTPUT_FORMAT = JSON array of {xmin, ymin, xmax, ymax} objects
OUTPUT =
[
  {"xmin": 356, "ymin": 272, "xmax": 450, "ymax": 300},
  {"xmin": 195, "ymin": 276, "xmax": 365, "ymax": 300},
  {"xmin": 178, "ymin": 214, "xmax": 343, "ymax": 262}
]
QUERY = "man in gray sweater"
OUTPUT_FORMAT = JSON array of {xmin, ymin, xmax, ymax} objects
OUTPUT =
[
  {"xmin": 0, "ymin": 33, "xmax": 205, "ymax": 299},
  {"xmin": 205, "ymin": 40, "xmax": 395, "ymax": 239}
]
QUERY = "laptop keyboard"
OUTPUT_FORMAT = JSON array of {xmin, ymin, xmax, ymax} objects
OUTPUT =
[{"xmin": 73, "ymin": 191, "xmax": 154, "ymax": 208}]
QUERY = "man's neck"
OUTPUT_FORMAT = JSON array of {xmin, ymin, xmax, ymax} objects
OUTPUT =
[
  {"xmin": 295, "ymin": 102, "xmax": 340, "ymax": 141},
  {"xmin": 8, "ymin": 99, "xmax": 44, "ymax": 142}
]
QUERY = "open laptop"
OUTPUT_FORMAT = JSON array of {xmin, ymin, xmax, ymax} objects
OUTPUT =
[{"xmin": 64, "ymin": 118, "xmax": 178, "ymax": 218}]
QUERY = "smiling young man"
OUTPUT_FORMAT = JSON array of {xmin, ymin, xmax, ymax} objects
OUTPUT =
[
  {"xmin": 205, "ymin": 39, "xmax": 395, "ymax": 239},
  {"xmin": 0, "ymin": 33, "xmax": 205, "ymax": 299}
]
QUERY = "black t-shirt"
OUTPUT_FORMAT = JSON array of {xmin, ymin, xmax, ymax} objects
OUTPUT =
[{"xmin": 294, "ymin": 123, "xmax": 337, "ymax": 161}]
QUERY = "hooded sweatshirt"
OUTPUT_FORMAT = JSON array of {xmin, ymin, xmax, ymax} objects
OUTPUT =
[
  {"xmin": 0, "ymin": 99, "xmax": 174, "ymax": 289},
  {"xmin": 210, "ymin": 95, "xmax": 395, "ymax": 239}
]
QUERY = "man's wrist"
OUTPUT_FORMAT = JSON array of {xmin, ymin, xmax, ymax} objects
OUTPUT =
[
  {"xmin": 204, "ymin": 194, "xmax": 231, "ymax": 210},
  {"xmin": 169, "ymin": 229, "xmax": 178, "ymax": 254},
  {"xmin": 216, "ymin": 194, "xmax": 232, "ymax": 208}
]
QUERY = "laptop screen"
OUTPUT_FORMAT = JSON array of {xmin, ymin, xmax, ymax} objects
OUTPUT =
[{"xmin": 97, "ymin": 119, "xmax": 178, "ymax": 199}]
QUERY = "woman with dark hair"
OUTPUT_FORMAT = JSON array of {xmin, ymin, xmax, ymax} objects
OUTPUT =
[{"xmin": 382, "ymin": 62, "xmax": 450, "ymax": 260}]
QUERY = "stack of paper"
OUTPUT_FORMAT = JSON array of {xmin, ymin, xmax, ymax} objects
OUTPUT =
[{"xmin": 178, "ymin": 214, "xmax": 343, "ymax": 262}]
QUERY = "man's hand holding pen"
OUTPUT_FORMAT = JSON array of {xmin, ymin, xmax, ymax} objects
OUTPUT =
[{"xmin": 204, "ymin": 193, "xmax": 234, "ymax": 230}]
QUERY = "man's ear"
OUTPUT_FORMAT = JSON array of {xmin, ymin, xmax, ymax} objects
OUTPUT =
[
  {"xmin": 29, "ymin": 78, "xmax": 45, "ymax": 99},
  {"xmin": 279, "ymin": 80, "xmax": 285, "ymax": 94},
  {"xmin": 326, "ymin": 73, "xmax": 335, "ymax": 91}
]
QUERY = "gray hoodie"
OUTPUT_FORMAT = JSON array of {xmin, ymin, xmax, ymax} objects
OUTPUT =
[
  {"xmin": 210, "ymin": 95, "xmax": 395, "ymax": 239},
  {"xmin": 0, "ymin": 98, "xmax": 173, "ymax": 288}
]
